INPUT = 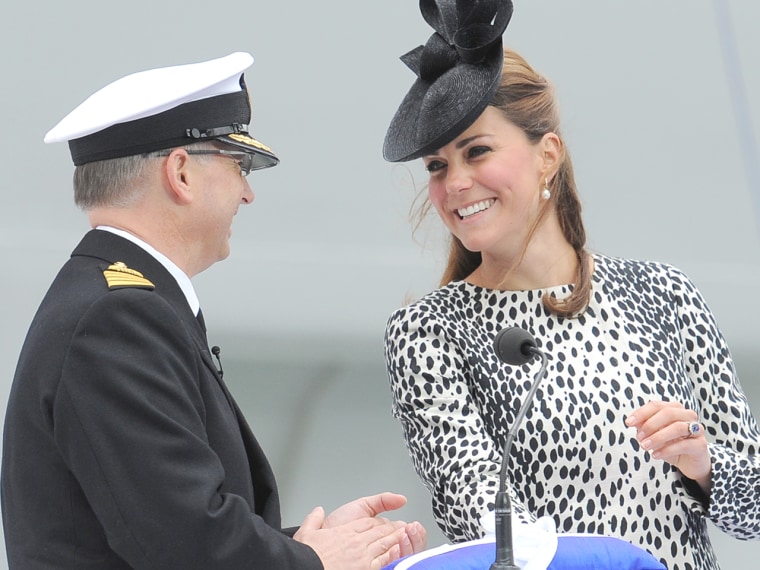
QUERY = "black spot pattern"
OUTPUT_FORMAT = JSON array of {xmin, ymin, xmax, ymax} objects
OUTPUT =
[{"xmin": 384, "ymin": 254, "xmax": 760, "ymax": 570}]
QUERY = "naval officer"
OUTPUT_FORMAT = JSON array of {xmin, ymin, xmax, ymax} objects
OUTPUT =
[{"xmin": 1, "ymin": 52, "xmax": 426, "ymax": 570}]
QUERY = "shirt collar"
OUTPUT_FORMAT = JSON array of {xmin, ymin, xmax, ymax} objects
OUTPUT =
[{"xmin": 95, "ymin": 226, "xmax": 200, "ymax": 316}]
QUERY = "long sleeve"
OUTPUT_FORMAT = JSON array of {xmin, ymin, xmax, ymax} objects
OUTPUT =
[
  {"xmin": 670, "ymin": 265, "xmax": 760, "ymax": 539},
  {"xmin": 384, "ymin": 303, "xmax": 534, "ymax": 542}
]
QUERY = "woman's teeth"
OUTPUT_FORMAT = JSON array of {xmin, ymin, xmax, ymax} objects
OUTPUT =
[{"xmin": 458, "ymin": 199, "xmax": 494, "ymax": 219}]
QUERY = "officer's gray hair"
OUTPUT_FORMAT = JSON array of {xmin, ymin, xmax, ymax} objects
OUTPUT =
[{"xmin": 72, "ymin": 142, "xmax": 217, "ymax": 210}]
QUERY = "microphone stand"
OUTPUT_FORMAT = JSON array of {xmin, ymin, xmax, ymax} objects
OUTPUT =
[{"xmin": 490, "ymin": 347, "xmax": 548, "ymax": 570}]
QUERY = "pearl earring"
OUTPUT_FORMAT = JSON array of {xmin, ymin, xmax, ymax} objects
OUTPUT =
[{"xmin": 542, "ymin": 180, "xmax": 551, "ymax": 200}]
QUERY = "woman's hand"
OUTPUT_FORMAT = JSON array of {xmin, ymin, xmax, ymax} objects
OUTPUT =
[{"xmin": 626, "ymin": 400, "xmax": 712, "ymax": 494}]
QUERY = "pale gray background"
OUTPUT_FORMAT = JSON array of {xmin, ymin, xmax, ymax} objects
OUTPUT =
[{"xmin": 1, "ymin": 0, "xmax": 759, "ymax": 568}]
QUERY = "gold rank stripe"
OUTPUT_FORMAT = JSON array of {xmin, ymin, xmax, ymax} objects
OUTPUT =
[{"xmin": 103, "ymin": 262, "xmax": 155, "ymax": 290}]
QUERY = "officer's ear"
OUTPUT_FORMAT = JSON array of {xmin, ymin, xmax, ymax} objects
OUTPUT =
[{"xmin": 161, "ymin": 148, "xmax": 194, "ymax": 205}]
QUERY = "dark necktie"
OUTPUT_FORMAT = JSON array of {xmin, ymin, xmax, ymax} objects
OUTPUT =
[{"xmin": 196, "ymin": 308, "xmax": 207, "ymax": 337}]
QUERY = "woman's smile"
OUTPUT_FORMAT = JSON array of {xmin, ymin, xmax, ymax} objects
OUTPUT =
[{"xmin": 456, "ymin": 198, "xmax": 496, "ymax": 220}]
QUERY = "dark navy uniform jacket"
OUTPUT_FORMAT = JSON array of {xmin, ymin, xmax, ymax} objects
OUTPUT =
[{"xmin": 2, "ymin": 229, "xmax": 322, "ymax": 569}]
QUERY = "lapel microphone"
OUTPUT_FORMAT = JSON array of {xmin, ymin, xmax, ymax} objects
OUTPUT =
[
  {"xmin": 490, "ymin": 327, "xmax": 548, "ymax": 570},
  {"xmin": 211, "ymin": 345, "xmax": 224, "ymax": 379}
]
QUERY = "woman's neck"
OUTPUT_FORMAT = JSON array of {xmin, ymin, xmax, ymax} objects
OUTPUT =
[{"xmin": 466, "ymin": 232, "xmax": 579, "ymax": 292}]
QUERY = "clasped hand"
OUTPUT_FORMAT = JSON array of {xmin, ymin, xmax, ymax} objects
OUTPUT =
[
  {"xmin": 293, "ymin": 492, "xmax": 427, "ymax": 569},
  {"xmin": 626, "ymin": 400, "xmax": 712, "ymax": 494}
]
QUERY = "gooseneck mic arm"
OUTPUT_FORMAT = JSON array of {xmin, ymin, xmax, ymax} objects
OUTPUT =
[{"xmin": 490, "ymin": 327, "xmax": 548, "ymax": 570}]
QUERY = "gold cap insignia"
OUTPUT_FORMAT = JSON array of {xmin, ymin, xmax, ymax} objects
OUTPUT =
[
  {"xmin": 228, "ymin": 133, "xmax": 274, "ymax": 153},
  {"xmin": 103, "ymin": 261, "xmax": 155, "ymax": 290}
]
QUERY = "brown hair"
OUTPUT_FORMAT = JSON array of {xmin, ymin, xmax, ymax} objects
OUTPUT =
[{"xmin": 421, "ymin": 48, "xmax": 591, "ymax": 317}]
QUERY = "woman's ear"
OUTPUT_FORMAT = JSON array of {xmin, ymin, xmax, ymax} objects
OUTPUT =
[
  {"xmin": 540, "ymin": 132, "xmax": 562, "ymax": 182},
  {"xmin": 162, "ymin": 148, "xmax": 194, "ymax": 205}
]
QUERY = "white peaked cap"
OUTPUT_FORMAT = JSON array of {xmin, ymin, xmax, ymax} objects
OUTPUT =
[{"xmin": 45, "ymin": 52, "xmax": 278, "ymax": 169}]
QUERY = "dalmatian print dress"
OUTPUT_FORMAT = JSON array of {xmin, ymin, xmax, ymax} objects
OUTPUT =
[{"xmin": 385, "ymin": 254, "xmax": 760, "ymax": 570}]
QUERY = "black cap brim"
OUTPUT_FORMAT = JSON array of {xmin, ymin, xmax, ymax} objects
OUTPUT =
[{"xmin": 219, "ymin": 132, "xmax": 279, "ymax": 171}]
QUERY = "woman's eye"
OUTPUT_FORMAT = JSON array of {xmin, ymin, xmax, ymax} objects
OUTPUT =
[
  {"xmin": 425, "ymin": 160, "xmax": 445, "ymax": 173},
  {"xmin": 468, "ymin": 145, "xmax": 490, "ymax": 159}
]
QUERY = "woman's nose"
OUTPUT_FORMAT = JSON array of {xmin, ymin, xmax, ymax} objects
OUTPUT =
[{"xmin": 445, "ymin": 162, "xmax": 473, "ymax": 194}]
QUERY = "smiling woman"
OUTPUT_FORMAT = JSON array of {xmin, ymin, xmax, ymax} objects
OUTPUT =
[
  {"xmin": 380, "ymin": 1, "xmax": 760, "ymax": 569},
  {"xmin": 421, "ymin": 105, "xmax": 575, "ymax": 301}
]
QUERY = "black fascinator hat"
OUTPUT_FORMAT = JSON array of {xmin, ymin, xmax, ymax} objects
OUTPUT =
[{"xmin": 383, "ymin": 0, "xmax": 513, "ymax": 163}]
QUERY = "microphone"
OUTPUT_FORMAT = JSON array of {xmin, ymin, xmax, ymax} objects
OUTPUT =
[
  {"xmin": 490, "ymin": 327, "xmax": 548, "ymax": 570},
  {"xmin": 211, "ymin": 345, "xmax": 224, "ymax": 379}
]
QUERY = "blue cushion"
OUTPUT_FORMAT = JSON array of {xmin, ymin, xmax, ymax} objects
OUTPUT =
[{"xmin": 383, "ymin": 535, "xmax": 666, "ymax": 570}]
